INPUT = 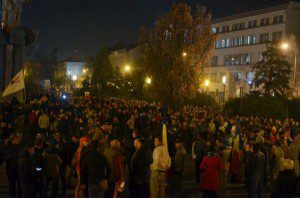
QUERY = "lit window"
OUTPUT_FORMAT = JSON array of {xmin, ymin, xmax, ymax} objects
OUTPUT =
[
  {"xmin": 226, "ymin": 39, "xmax": 230, "ymax": 47},
  {"xmin": 221, "ymin": 40, "xmax": 226, "ymax": 48}
]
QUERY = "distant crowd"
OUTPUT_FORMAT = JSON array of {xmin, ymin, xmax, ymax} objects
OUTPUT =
[{"xmin": 0, "ymin": 94, "xmax": 299, "ymax": 198}]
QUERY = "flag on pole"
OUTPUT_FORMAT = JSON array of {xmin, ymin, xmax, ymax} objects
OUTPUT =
[
  {"xmin": 162, "ymin": 105, "xmax": 168, "ymax": 152},
  {"xmin": 2, "ymin": 70, "xmax": 25, "ymax": 97}
]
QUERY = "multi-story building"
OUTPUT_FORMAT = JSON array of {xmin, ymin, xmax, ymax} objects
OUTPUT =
[{"xmin": 204, "ymin": 1, "xmax": 300, "ymax": 101}]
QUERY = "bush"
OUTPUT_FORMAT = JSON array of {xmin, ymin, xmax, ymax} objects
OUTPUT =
[
  {"xmin": 225, "ymin": 94, "xmax": 289, "ymax": 119},
  {"xmin": 186, "ymin": 93, "xmax": 217, "ymax": 107}
]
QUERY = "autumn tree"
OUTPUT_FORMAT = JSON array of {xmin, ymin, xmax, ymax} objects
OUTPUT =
[
  {"xmin": 140, "ymin": 3, "xmax": 216, "ymax": 109},
  {"xmin": 24, "ymin": 60, "xmax": 41, "ymax": 94},
  {"xmin": 252, "ymin": 43, "xmax": 292, "ymax": 97}
]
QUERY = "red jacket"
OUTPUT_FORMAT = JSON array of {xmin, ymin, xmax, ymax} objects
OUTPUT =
[
  {"xmin": 200, "ymin": 155, "xmax": 221, "ymax": 191},
  {"xmin": 28, "ymin": 112, "xmax": 37, "ymax": 125}
]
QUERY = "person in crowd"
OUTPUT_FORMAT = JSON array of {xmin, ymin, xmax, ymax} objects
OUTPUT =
[
  {"xmin": 103, "ymin": 139, "xmax": 124, "ymax": 198},
  {"xmin": 192, "ymin": 133, "xmax": 204, "ymax": 184},
  {"xmin": 38, "ymin": 111, "xmax": 50, "ymax": 136},
  {"xmin": 289, "ymin": 133, "xmax": 300, "ymax": 176},
  {"xmin": 3, "ymin": 133, "xmax": 22, "ymax": 197},
  {"xmin": 43, "ymin": 139, "xmax": 62, "ymax": 198},
  {"xmin": 271, "ymin": 159, "xmax": 298, "ymax": 198},
  {"xmin": 200, "ymin": 145, "xmax": 221, "ymax": 198},
  {"xmin": 18, "ymin": 143, "xmax": 36, "ymax": 198},
  {"xmin": 170, "ymin": 139, "xmax": 186, "ymax": 196},
  {"xmin": 81, "ymin": 141, "xmax": 111, "ymax": 198},
  {"xmin": 150, "ymin": 137, "xmax": 171, "ymax": 198},
  {"xmin": 32, "ymin": 135, "xmax": 46, "ymax": 198},
  {"xmin": 248, "ymin": 143, "xmax": 265, "ymax": 198},
  {"xmin": 74, "ymin": 136, "xmax": 90, "ymax": 198},
  {"xmin": 66, "ymin": 134, "xmax": 79, "ymax": 189},
  {"xmin": 130, "ymin": 138, "xmax": 153, "ymax": 198}
]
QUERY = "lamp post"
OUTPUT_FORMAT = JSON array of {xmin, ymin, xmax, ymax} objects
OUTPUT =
[
  {"xmin": 222, "ymin": 76, "xmax": 226, "ymax": 103},
  {"xmin": 281, "ymin": 42, "xmax": 298, "ymax": 97},
  {"xmin": 145, "ymin": 77, "xmax": 152, "ymax": 85},
  {"xmin": 124, "ymin": 65, "xmax": 131, "ymax": 73},
  {"xmin": 205, "ymin": 80, "xmax": 209, "ymax": 106}
]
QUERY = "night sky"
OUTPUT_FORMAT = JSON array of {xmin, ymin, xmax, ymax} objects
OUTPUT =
[{"xmin": 21, "ymin": 0, "xmax": 293, "ymax": 58}]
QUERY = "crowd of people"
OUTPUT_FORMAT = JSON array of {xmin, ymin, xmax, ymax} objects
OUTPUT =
[{"xmin": 0, "ymin": 94, "xmax": 299, "ymax": 198}]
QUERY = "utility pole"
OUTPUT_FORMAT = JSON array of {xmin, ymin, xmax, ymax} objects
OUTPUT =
[{"xmin": 0, "ymin": 0, "xmax": 38, "ymax": 92}]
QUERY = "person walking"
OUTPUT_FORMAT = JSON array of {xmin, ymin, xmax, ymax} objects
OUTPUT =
[
  {"xmin": 130, "ymin": 138, "xmax": 153, "ymax": 198},
  {"xmin": 248, "ymin": 143, "xmax": 265, "ymax": 198},
  {"xmin": 170, "ymin": 139, "xmax": 186, "ymax": 197},
  {"xmin": 81, "ymin": 141, "xmax": 111, "ymax": 198},
  {"xmin": 38, "ymin": 111, "xmax": 50, "ymax": 137},
  {"xmin": 3, "ymin": 134, "xmax": 22, "ymax": 197},
  {"xmin": 18, "ymin": 143, "xmax": 36, "ymax": 198},
  {"xmin": 150, "ymin": 137, "xmax": 171, "ymax": 198},
  {"xmin": 103, "ymin": 139, "xmax": 124, "ymax": 198},
  {"xmin": 200, "ymin": 145, "xmax": 221, "ymax": 198},
  {"xmin": 192, "ymin": 134, "xmax": 204, "ymax": 184}
]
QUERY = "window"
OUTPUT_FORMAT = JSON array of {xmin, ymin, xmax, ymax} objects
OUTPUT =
[
  {"xmin": 246, "ymin": 72, "xmax": 254, "ymax": 81},
  {"xmin": 224, "ymin": 53, "xmax": 251, "ymax": 65},
  {"xmin": 279, "ymin": 15, "xmax": 283, "ymax": 23},
  {"xmin": 260, "ymin": 33, "xmax": 269, "ymax": 43},
  {"xmin": 253, "ymin": 20, "xmax": 257, "ymax": 27},
  {"xmin": 226, "ymin": 39, "xmax": 230, "ymax": 47},
  {"xmin": 273, "ymin": 15, "xmax": 284, "ymax": 24},
  {"xmin": 261, "ymin": 19, "xmax": 265, "ymax": 26},
  {"xmin": 221, "ymin": 39, "xmax": 226, "ymax": 48},
  {"xmin": 248, "ymin": 21, "xmax": 253, "ymax": 28},
  {"xmin": 215, "ymin": 41, "xmax": 220, "ymax": 49},
  {"xmin": 247, "ymin": 35, "xmax": 256, "ymax": 45},
  {"xmin": 245, "ymin": 53, "xmax": 251, "ymax": 64},
  {"xmin": 266, "ymin": 18, "xmax": 269, "ymax": 25},
  {"xmin": 211, "ymin": 56, "xmax": 218, "ymax": 66},
  {"xmin": 238, "ymin": 36, "xmax": 244, "ymax": 46},
  {"xmin": 212, "ymin": 28, "xmax": 218, "ymax": 34},
  {"xmin": 258, "ymin": 52, "xmax": 263, "ymax": 61},
  {"xmin": 237, "ymin": 73, "xmax": 242, "ymax": 81},
  {"xmin": 222, "ymin": 25, "xmax": 229, "ymax": 33},
  {"xmin": 273, "ymin": 31, "xmax": 283, "ymax": 42}
]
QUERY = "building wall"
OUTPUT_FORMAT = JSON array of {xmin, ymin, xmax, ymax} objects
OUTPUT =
[{"xmin": 205, "ymin": 2, "xmax": 300, "ymax": 100}]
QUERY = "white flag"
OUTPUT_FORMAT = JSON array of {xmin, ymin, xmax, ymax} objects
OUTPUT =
[{"xmin": 2, "ymin": 70, "xmax": 25, "ymax": 97}]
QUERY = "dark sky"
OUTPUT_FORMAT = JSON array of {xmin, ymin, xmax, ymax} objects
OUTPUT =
[{"xmin": 22, "ymin": 0, "xmax": 290, "ymax": 58}]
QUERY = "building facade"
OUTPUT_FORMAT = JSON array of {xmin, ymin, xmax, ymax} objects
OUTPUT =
[{"xmin": 204, "ymin": 1, "xmax": 300, "ymax": 101}]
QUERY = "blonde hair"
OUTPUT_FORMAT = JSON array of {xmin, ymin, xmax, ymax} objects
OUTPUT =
[{"xmin": 282, "ymin": 159, "xmax": 294, "ymax": 170}]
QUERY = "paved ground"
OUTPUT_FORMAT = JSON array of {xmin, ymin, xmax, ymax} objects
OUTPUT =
[{"xmin": 0, "ymin": 155, "xmax": 269, "ymax": 198}]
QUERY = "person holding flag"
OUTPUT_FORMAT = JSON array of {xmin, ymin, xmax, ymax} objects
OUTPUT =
[{"xmin": 150, "ymin": 106, "xmax": 171, "ymax": 198}]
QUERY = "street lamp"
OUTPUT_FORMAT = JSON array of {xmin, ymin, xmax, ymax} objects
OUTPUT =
[
  {"xmin": 124, "ymin": 65, "xmax": 131, "ymax": 73},
  {"xmin": 222, "ymin": 76, "xmax": 226, "ymax": 102},
  {"xmin": 83, "ymin": 69, "xmax": 87, "ymax": 74},
  {"xmin": 281, "ymin": 42, "xmax": 298, "ymax": 97},
  {"xmin": 205, "ymin": 80, "xmax": 209, "ymax": 88},
  {"xmin": 182, "ymin": 52, "xmax": 187, "ymax": 57},
  {"xmin": 205, "ymin": 80, "xmax": 209, "ymax": 106},
  {"xmin": 145, "ymin": 77, "xmax": 152, "ymax": 85},
  {"xmin": 72, "ymin": 75, "xmax": 77, "ymax": 81}
]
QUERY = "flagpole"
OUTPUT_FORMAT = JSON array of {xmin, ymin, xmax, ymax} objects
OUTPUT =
[{"xmin": 23, "ymin": 69, "xmax": 26, "ymax": 102}]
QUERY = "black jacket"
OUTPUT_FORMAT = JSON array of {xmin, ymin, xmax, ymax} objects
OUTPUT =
[
  {"xmin": 80, "ymin": 150, "xmax": 111, "ymax": 185},
  {"xmin": 3, "ymin": 142, "xmax": 22, "ymax": 175},
  {"xmin": 18, "ymin": 149, "xmax": 36, "ymax": 186},
  {"xmin": 130, "ymin": 147, "xmax": 153, "ymax": 183},
  {"xmin": 271, "ymin": 170, "xmax": 298, "ymax": 198}
]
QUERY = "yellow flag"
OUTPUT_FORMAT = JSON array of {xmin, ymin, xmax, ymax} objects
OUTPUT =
[{"xmin": 162, "ymin": 123, "xmax": 168, "ymax": 152}]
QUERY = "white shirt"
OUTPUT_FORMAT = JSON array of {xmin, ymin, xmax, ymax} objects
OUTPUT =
[{"xmin": 151, "ymin": 145, "xmax": 171, "ymax": 171}]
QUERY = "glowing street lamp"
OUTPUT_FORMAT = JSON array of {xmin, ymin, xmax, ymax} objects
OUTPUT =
[
  {"xmin": 205, "ymin": 80, "xmax": 209, "ymax": 87},
  {"xmin": 83, "ymin": 68, "xmax": 87, "ymax": 74},
  {"xmin": 145, "ymin": 77, "xmax": 152, "ymax": 85},
  {"xmin": 222, "ymin": 76, "xmax": 226, "ymax": 102},
  {"xmin": 72, "ymin": 75, "xmax": 78, "ymax": 81},
  {"xmin": 124, "ymin": 65, "xmax": 131, "ymax": 73},
  {"xmin": 281, "ymin": 42, "xmax": 289, "ymax": 50},
  {"xmin": 182, "ymin": 52, "xmax": 187, "ymax": 57},
  {"xmin": 222, "ymin": 76, "xmax": 226, "ymax": 84}
]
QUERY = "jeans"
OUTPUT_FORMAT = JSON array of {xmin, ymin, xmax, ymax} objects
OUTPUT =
[
  {"xmin": 249, "ymin": 178, "xmax": 263, "ymax": 198},
  {"xmin": 203, "ymin": 190, "xmax": 217, "ymax": 198},
  {"xmin": 89, "ymin": 184, "xmax": 104, "ymax": 198},
  {"xmin": 132, "ymin": 182, "xmax": 150, "ymax": 198},
  {"xmin": 43, "ymin": 176, "xmax": 58, "ymax": 198}
]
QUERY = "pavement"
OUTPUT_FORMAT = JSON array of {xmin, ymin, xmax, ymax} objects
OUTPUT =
[{"xmin": 0, "ymin": 155, "xmax": 269, "ymax": 198}]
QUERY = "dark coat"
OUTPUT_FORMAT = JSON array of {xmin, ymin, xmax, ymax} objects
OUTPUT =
[
  {"xmin": 18, "ymin": 149, "xmax": 36, "ymax": 186},
  {"xmin": 130, "ymin": 147, "xmax": 153, "ymax": 184},
  {"xmin": 43, "ymin": 146, "xmax": 60, "ymax": 178},
  {"xmin": 3, "ymin": 142, "xmax": 22, "ymax": 175},
  {"xmin": 271, "ymin": 170, "xmax": 298, "ymax": 198},
  {"xmin": 80, "ymin": 150, "xmax": 111, "ymax": 185}
]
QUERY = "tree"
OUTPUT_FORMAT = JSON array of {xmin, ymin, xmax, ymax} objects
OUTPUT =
[
  {"xmin": 252, "ymin": 43, "xmax": 292, "ymax": 97},
  {"xmin": 92, "ymin": 47, "xmax": 114, "ymax": 87},
  {"xmin": 139, "ymin": 3, "xmax": 216, "ymax": 109},
  {"xmin": 24, "ymin": 60, "xmax": 41, "ymax": 94}
]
